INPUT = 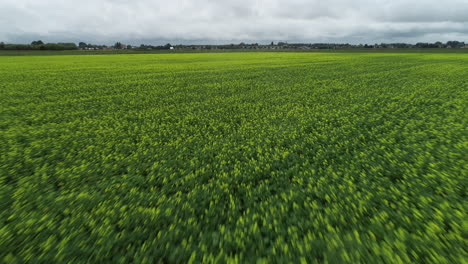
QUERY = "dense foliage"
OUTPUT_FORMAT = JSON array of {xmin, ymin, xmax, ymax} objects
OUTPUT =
[
  {"xmin": 1, "ymin": 52, "xmax": 467, "ymax": 263},
  {"xmin": 0, "ymin": 42, "xmax": 78, "ymax": 51}
]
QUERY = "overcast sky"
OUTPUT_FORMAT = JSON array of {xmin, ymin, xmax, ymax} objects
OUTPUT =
[{"xmin": 1, "ymin": 0, "xmax": 468, "ymax": 45}]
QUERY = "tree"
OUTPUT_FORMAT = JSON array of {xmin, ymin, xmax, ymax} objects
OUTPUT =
[
  {"xmin": 164, "ymin": 43, "xmax": 172, "ymax": 49},
  {"xmin": 0, "ymin": 42, "xmax": 4, "ymax": 49},
  {"xmin": 78, "ymin": 42, "xmax": 87, "ymax": 49},
  {"xmin": 127, "ymin": 45, "xmax": 132, "ymax": 50},
  {"xmin": 446, "ymin": 41, "xmax": 464, "ymax": 48},
  {"xmin": 31, "ymin": 40, "xmax": 44, "ymax": 45},
  {"xmin": 114, "ymin": 42, "xmax": 123, "ymax": 49}
]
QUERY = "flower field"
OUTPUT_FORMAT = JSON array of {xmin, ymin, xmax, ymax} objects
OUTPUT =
[{"xmin": 1, "ymin": 52, "xmax": 467, "ymax": 263}]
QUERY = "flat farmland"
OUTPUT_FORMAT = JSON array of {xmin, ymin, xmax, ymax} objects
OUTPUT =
[{"xmin": 1, "ymin": 52, "xmax": 467, "ymax": 263}]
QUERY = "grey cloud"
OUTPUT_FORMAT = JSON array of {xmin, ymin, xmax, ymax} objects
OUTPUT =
[{"xmin": 1, "ymin": 0, "xmax": 467, "ymax": 44}]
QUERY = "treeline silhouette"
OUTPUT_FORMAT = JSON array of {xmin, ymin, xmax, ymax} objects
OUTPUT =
[
  {"xmin": 0, "ymin": 41, "xmax": 78, "ymax": 50},
  {"xmin": 0, "ymin": 40, "xmax": 466, "ymax": 51}
]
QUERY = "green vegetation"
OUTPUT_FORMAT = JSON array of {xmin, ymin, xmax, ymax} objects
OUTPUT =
[
  {"xmin": 1, "ymin": 52, "xmax": 467, "ymax": 263},
  {"xmin": 2, "ymin": 48, "xmax": 468, "ymax": 57},
  {"xmin": 0, "ymin": 41, "xmax": 77, "ymax": 51}
]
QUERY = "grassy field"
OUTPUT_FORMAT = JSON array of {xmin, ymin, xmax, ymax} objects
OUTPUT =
[{"xmin": 1, "ymin": 52, "xmax": 467, "ymax": 263}]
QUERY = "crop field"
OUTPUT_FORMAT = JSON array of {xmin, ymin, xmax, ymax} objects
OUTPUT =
[{"xmin": 1, "ymin": 52, "xmax": 467, "ymax": 263}]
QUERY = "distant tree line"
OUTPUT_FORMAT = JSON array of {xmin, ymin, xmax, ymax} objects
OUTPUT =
[
  {"xmin": 165, "ymin": 41, "xmax": 468, "ymax": 50},
  {"xmin": 0, "ymin": 40, "xmax": 466, "ymax": 51},
  {"xmin": 76, "ymin": 42, "xmax": 173, "ymax": 50},
  {"xmin": 0, "ymin": 40, "xmax": 78, "ymax": 50},
  {"xmin": 136, "ymin": 43, "xmax": 173, "ymax": 50},
  {"xmin": 78, "ymin": 42, "xmax": 109, "ymax": 50}
]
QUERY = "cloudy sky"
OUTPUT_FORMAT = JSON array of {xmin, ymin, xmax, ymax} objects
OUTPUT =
[{"xmin": 1, "ymin": 0, "xmax": 468, "ymax": 45}]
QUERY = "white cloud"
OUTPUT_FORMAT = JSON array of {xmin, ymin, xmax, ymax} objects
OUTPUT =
[{"xmin": 1, "ymin": 0, "xmax": 467, "ymax": 44}]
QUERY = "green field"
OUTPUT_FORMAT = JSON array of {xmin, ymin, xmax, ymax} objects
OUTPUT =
[{"xmin": 1, "ymin": 52, "xmax": 467, "ymax": 263}]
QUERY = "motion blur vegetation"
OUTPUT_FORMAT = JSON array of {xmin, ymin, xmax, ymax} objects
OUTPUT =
[{"xmin": 1, "ymin": 52, "xmax": 466, "ymax": 263}]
